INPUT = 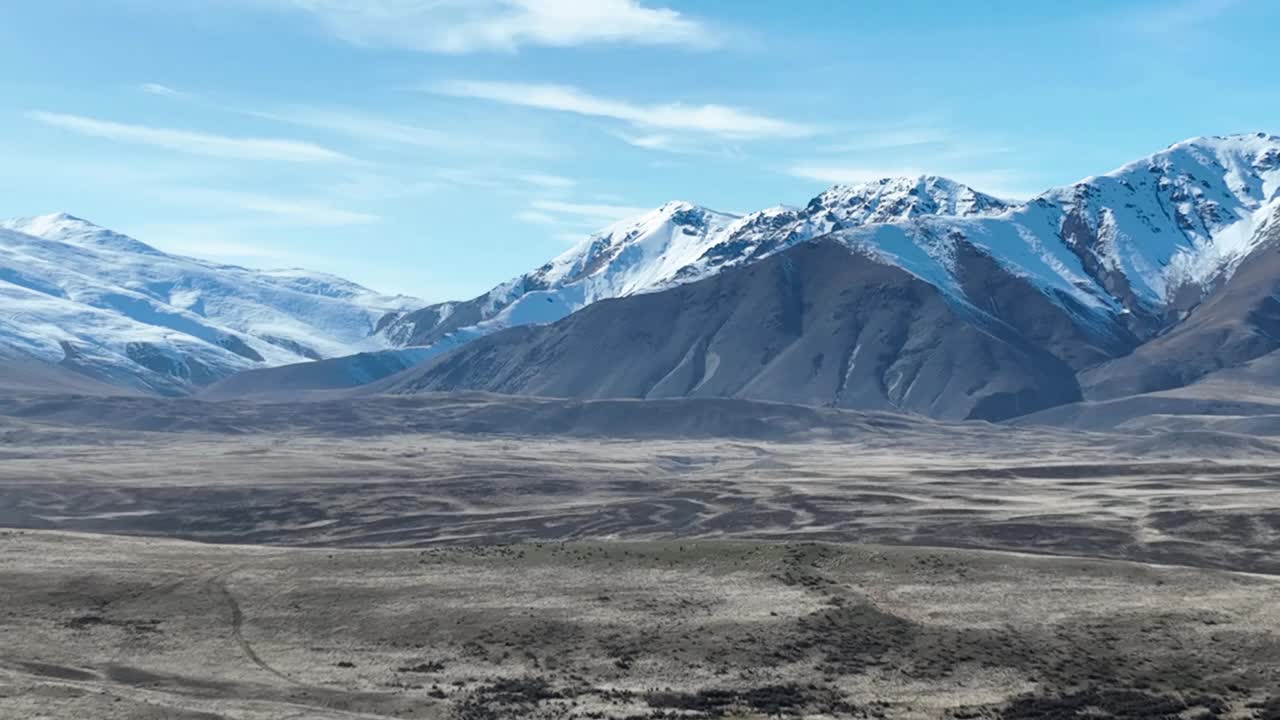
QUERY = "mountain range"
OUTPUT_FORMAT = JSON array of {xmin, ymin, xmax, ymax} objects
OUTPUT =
[{"xmin": 4, "ymin": 133, "xmax": 1279, "ymax": 423}]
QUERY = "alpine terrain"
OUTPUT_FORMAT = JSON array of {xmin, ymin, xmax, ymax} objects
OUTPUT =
[
  {"xmin": 0, "ymin": 213, "xmax": 419, "ymax": 395},
  {"xmin": 364, "ymin": 133, "xmax": 1280, "ymax": 420},
  {"xmin": 5, "ymin": 134, "xmax": 1280, "ymax": 422}
]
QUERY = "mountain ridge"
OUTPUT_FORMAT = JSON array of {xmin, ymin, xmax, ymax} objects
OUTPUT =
[
  {"xmin": 0, "ymin": 214, "xmax": 419, "ymax": 395},
  {"xmin": 379, "ymin": 174, "xmax": 1013, "ymax": 348},
  {"xmin": 359, "ymin": 132, "xmax": 1280, "ymax": 421},
  {"xmin": 382, "ymin": 134, "xmax": 1280, "ymax": 357}
]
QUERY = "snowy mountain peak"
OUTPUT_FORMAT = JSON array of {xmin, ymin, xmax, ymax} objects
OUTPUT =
[
  {"xmin": 656, "ymin": 199, "xmax": 701, "ymax": 213},
  {"xmin": 1167, "ymin": 132, "xmax": 1280, "ymax": 162},
  {"xmin": 380, "ymin": 172, "xmax": 1029, "ymax": 349},
  {"xmin": 530, "ymin": 201, "xmax": 741, "ymax": 292},
  {"xmin": 1078, "ymin": 133, "xmax": 1280, "ymax": 189},
  {"xmin": 624, "ymin": 200, "xmax": 732, "ymax": 230},
  {"xmin": 0, "ymin": 215, "xmax": 420, "ymax": 395},
  {"xmin": 808, "ymin": 176, "xmax": 1013, "ymax": 225},
  {"xmin": 0, "ymin": 213, "xmax": 162, "ymax": 255},
  {"xmin": 1033, "ymin": 132, "xmax": 1280, "ymax": 310}
]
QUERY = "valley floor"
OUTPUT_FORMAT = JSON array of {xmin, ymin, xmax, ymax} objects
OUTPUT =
[
  {"xmin": 2, "ymin": 395, "xmax": 1280, "ymax": 718},
  {"xmin": 2, "ymin": 421, "xmax": 1280, "ymax": 574},
  {"xmin": 2, "ymin": 531, "xmax": 1278, "ymax": 720}
]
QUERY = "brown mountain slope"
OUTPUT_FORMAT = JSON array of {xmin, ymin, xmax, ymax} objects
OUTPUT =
[{"xmin": 367, "ymin": 239, "xmax": 1105, "ymax": 421}]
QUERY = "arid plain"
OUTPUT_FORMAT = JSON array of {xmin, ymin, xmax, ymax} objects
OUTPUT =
[{"xmin": 2, "ymin": 394, "xmax": 1279, "ymax": 718}]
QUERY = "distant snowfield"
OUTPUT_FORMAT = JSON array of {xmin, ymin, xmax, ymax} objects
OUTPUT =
[{"xmin": 0, "ymin": 213, "xmax": 419, "ymax": 394}]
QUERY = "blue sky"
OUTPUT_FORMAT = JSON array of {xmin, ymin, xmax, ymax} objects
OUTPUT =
[{"xmin": 1, "ymin": 0, "xmax": 1277, "ymax": 300}]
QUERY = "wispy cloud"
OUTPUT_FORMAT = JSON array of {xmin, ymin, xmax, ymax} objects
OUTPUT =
[
  {"xmin": 615, "ymin": 131, "xmax": 744, "ymax": 158},
  {"xmin": 820, "ymin": 126, "xmax": 1015, "ymax": 158},
  {"xmin": 251, "ymin": 106, "xmax": 458, "ymax": 150},
  {"xmin": 138, "ymin": 82, "xmax": 192, "ymax": 99},
  {"xmin": 417, "ymin": 168, "xmax": 579, "ymax": 194},
  {"xmin": 514, "ymin": 210, "xmax": 560, "ymax": 225},
  {"xmin": 135, "ymin": 84, "xmax": 563, "ymax": 159},
  {"xmin": 516, "ymin": 198, "xmax": 652, "ymax": 239},
  {"xmin": 619, "ymin": 133, "xmax": 679, "ymax": 151},
  {"xmin": 29, "ymin": 111, "xmax": 352, "ymax": 163},
  {"xmin": 216, "ymin": 194, "xmax": 380, "ymax": 226},
  {"xmin": 272, "ymin": 0, "xmax": 715, "ymax": 53},
  {"xmin": 165, "ymin": 188, "xmax": 381, "ymax": 226},
  {"xmin": 255, "ymin": 105, "xmax": 566, "ymax": 158},
  {"xmin": 435, "ymin": 81, "xmax": 813, "ymax": 139},
  {"xmin": 1129, "ymin": 0, "xmax": 1238, "ymax": 33},
  {"xmin": 821, "ymin": 128, "xmax": 952, "ymax": 153},
  {"xmin": 529, "ymin": 199, "xmax": 651, "ymax": 222},
  {"xmin": 519, "ymin": 173, "xmax": 575, "ymax": 189},
  {"xmin": 129, "ymin": 221, "xmax": 302, "ymax": 261}
]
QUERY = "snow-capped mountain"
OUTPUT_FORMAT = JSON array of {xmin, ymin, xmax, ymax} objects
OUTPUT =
[
  {"xmin": 1036, "ymin": 132, "xmax": 1280, "ymax": 326},
  {"xmin": 364, "ymin": 133, "xmax": 1280, "ymax": 421},
  {"xmin": 0, "ymin": 214, "xmax": 419, "ymax": 395},
  {"xmin": 832, "ymin": 134, "xmax": 1280, "ymax": 335},
  {"xmin": 381, "ymin": 176, "xmax": 1012, "ymax": 347},
  {"xmin": 369, "ymin": 237, "xmax": 1098, "ymax": 420},
  {"xmin": 7, "ymin": 133, "xmax": 1278, "ymax": 412},
  {"xmin": 384, "ymin": 134, "xmax": 1280, "ymax": 360}
]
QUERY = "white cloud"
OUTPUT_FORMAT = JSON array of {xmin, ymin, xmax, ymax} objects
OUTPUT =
[
  {"xmin": 519, "ymin": 173, "xmax": 575, "ymax": 189},
  {"xmin": 424, "ymin": 168, "xmax": 575, "ymax": 193},
  {"xmin": 30, "ymin": 111, "xmax": 352, "ymax": 163},
  {"xmin": 821, "ymin": 128, "xmax": 952, "ymax": 153},
  {"xmin": 133, "ymin": 87, "xmax": 561, "ymax": 160},
  {"xmin": 517, "ymin": 197, "xmax": 652, "ymax": 239},
  {"xmin": 165, "ymin": 188, "xmax": 381, "ymax": 226},
  {"xmin": 247, "ymin": 105, "xmax": 558, "ymax": 158},
  {"xmin": 277, "ymin": 0, "xmax": 715, "ymax": 53},
  {"xmin": 529, "ymin": 199, "xmax": 651, "ymax": 222},
  {"xmin": 619, "ymin": 132, "xmax": 678, "ymax": 151},
  {"xmin": 252, "ymin": 106, "xmax": 459, "ymax": 150},
  {"xmin": 515, "ymin": 210, "xmax": 560, "ymax": 225},
  {"xmin": 129, "ymin": 221, "xmax": 301, "ymax": 261},
  {"xmin": 222, "ymin": 195, "xmax": 381, "ymax": 226},
  {"xmin": 138, "ymin": 82, "xmax": 190, "ymax": 99},
  {"xmin": 435, "ymin": 81, "xmax": 812, "ymax": 139}
]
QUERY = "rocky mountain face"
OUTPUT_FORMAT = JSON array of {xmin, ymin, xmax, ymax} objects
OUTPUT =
[
  {"xmin": 1033, "ymin": 133, "xmax": 1280, "ymax": 333},
  {"xmin": 0, "ymin": 214, "xmax": 418, "ymax": 395},
  {"xmin": 1080, "ymin": 202, "xmax": 1280, "ymax": 399},
  {"xmin": 368, "ymin": 239, "xmax": 1102, "ymax": 421}
]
